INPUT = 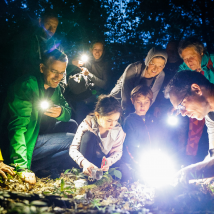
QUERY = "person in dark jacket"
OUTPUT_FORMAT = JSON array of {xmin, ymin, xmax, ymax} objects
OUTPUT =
[
  {"xmin": 69, "ymin": 41, "xmax": 110, "ymax": 123},
  {"xmin": 120, "ymin": 85, "xmax": 160, "ymax": 181},
  {"xmin": 13, "ymin": 11, "xmax": 66, "ymax": 88},
  {"xmin": 110, "ymin": 47, "xmax": 167, "ymax": 116},
  {"xmin": 1, "ymin": 50, "xmax": 77, "ymax": 184}
]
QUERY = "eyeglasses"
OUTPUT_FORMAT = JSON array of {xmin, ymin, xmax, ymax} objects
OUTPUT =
[
  {"xmin": 177, "ymin": 92, "xmax": 188, "ymax": 112},
  {"xmin": 50, "ymin": 69, "xmax": 66, "ymax": 77}
]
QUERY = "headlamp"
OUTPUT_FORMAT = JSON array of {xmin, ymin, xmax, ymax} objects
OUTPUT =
[{"xmin": 168, "ymin": 115, "xmax": 178, "ymax": 126}]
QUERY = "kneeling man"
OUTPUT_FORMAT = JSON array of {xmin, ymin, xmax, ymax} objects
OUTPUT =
[
  {"xmin": 165, "ymin": 70, "xmax": 214, "ymax": 182},
  {"xmin": 2, "ymin": 49, "xmax": 77, "ymax": 184}
]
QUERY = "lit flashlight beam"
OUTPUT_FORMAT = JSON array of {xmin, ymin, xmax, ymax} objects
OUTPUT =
[
  {"xmin": 80, "ymin": 54, "xmax": 89, "ymax": 63},
  {"xmin": 168, "ymin": 115, "xmax": 178, "ymax": 126},
  {"xmin": 40, "ymin": 100, "xmax": 50, "ymax": 110}
]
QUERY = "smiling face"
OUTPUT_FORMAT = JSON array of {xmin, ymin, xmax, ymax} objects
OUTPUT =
[
  {"xmin": 40, "ymin": 59, "xmax": 66, "ymax": 89},
  {"xmin": 95, "ymin": 111, "xmax": 120, "ymax": 130},
  {"xmin": 91, "ymin": 43, "xmax": 104, "ymax": 60},
  {"xmin": 131, "ymin": 94, "xmax": 151, "ymax": 116},
  {"xmin": 181, "ymin": 47, "xmax": 203, "ymax": 71},
  {"xmin": 169, "ymin": 86, "xmax": 209, "ymax": 120},
  {"xmin": 146, "ymin": 57, "xmax": 165, "ymax": 78},
  {"xmin": 41, "ymin": 16, "xmax": 59, "ymax": 39}
]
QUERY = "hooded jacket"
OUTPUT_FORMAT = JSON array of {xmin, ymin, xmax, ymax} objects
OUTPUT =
[
  {"xmin": 110, "ymin": 47, "xmax": 167, "ymax": 114},
  {"xmin": 2, "ymin": 72, "xmax": 71, "ymax": 169}
]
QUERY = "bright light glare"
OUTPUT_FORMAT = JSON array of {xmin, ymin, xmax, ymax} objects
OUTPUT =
[
  {"xmin": 40, "ymin": 101, "xmax": 50, "ymax": 110},
  {"xmin": 81, "ymin": 54, "xmax": 88, "ymax": 62},
  {"xmin": 140, "ymin": 150, "xmax": 176, "ymax": 188},
  {"xmin": 168, "ymin": 115, "xmax": 178, "ymax": 126}
]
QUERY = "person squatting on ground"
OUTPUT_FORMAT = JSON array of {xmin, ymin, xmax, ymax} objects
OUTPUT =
[
  {"xmin": 119, "ymin": 85, "xmax": 161, "ymax": 182},
  {"xmin": 69, "ymin": 95, "xmax": 126, "ymax": 176},
  {"xmin": 164, "ymin": 70, "xmax": 214, "ymax": 182},
  {"xmin": 1, "ymin": 49, "xmax": 77, "ymax": 184},
  {"xmin": 110, "ymin": 47, "xmax": 167, "ymax": 116},
  {"xmin": 178, "ymin": 37, "xmax": 213, "ymax": 161},
  {"xmin": 68, "ymin": 41, "xmax": 111, "ymax": 124},
  {"xmin": 0, "ymin": 149, "xmax": 15, "ymax": 180}
]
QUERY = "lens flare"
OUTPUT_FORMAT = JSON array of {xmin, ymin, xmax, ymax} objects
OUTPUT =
[
  {"xmin": 168, "ymin": 115, "xmax": 178, "ymax": 126},
  {"xmin": 81, "ymin": 54, "xmax": 89, "ymax": 62},
  {"xmin": 40, "ymin": 101, "xmax": 50, "ymax": 110},
  {"xmin": 140, "ymin": 150, "xmax": 176, "ymax": 188}
]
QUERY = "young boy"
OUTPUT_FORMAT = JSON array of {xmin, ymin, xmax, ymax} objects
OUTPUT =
[{"xmin": 120, "ymin": 85, "xmax": 158, "ymax": 181}]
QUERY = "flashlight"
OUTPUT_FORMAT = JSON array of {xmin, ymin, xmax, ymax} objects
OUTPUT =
[
  {"xmin": 140, "ymin": 150, "xmax": 176, "ymax": 188},
  {"xmin": 80, "ymin": 54, "xmax": 89, "ymax": 63},
  {"xmin": 168, "ymin": 115, "xmax": 178, "ymax": 126},
  {"xmin": 40, "ymin": 100, "xmax": 50, "ymax": 110}
]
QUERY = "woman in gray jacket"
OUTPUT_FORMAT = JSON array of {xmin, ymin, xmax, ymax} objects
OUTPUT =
[{"xmin": 110, "ymin": 47, "xmax": 167, "ymax": 115}]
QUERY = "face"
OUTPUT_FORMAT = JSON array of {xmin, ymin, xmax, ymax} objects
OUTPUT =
[
  {"xmin": 181, "ymin": 47, "xmax": 203, "ymax": 71},
  {"xmin": 91, "ymin": 43, "xmax": 104, "ymax": 60},
  {"xmin": 40, "ymin": 60, "xmax": 67, "ymax": 89},
  {"xmin": 41, "ymin": 17, "xmax": 59, "ymax": 39},
  {"xmin": 131, "ymin": 95, "xmax": 151, "ymax": 116},
  {"xmin": 95, "ymin": 111, "xmax": 120, "ymax": 130},
  {"xmin": 169, "ymin": 87, "xmax": 209, "ymax": 120},
  {"xmin": 146, "ymin": 58, "xmax": 165, "ymax": 78},
  {"xmin": 166, "ymin": 42, "xmax": 179, "ymax": 63}
]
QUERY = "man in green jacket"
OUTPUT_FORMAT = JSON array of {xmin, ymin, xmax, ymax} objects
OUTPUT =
[{"xmin": 4, "ymin": 49, "xmax": 77, "ymax": 184}]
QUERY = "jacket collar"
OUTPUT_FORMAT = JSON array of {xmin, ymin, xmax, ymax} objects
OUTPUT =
[{"xmin": 201, "ymin": 52, "xmax": 210, "ymax": 69}]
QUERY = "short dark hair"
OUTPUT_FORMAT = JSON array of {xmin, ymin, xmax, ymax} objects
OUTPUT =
[
  {"xmin": 94, "ymin": 95, "xmax": 122, "ymax": 116},
  {"xmin": 41, "ymin": 49, "xmax": 68, "ymax": 66},
  {"xmin": 178, "ymin": 37, "xmax": 205, "ymax": 57},
  {"xmin": 41, "ymin": 11, "xmax": 58, "ymax": 23},
  {"xmin": 164, "ymin": 70, "xmax": 212, "ymax": 99},
  {"xmin": 131, "ymin": 85, "xmax": 153, "ymax": 104}
]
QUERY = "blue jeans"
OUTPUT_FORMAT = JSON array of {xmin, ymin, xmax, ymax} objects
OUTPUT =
[{"xmin": 31, "ymin": 120, "xmax": 78, "ymax": 172}]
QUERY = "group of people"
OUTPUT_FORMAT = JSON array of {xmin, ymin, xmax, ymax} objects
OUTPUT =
[{"xmin": 1, "ymin": 11, "xmax": 214, "ymax": 185}]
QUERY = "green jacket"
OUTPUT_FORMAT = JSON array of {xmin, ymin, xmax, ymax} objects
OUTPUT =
[
  {"xmin": 6, "ymin": 73, "xmax": 71, "ymax": 169},
  {"xmin": 178, "ymin": 52, "xmax": 214, "ymax": 84}
]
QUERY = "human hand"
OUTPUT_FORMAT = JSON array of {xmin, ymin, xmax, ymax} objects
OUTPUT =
[
  {"xmin": 81, "ymin": 67, "xmax": 90, "ymax": 76},
  {"xmin": 44, "ymin": 106, "xmax": 62, "ymax": 118},
  {"xmin": 20, "ymin": 172, "xmax": 36, "ymax": 185},
  {"xmin": 81, "ymin": 159, "xmax": 98, "ymax": 176},
  {"xmin": 72, "ymin": 60, "xmax": 84, "ymax": 67},
  {"xmin": 0, "ymin": 162, "xmax": 15, "ymax": 179}
]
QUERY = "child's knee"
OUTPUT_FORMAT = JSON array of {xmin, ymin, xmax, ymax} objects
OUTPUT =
[{"xmin": 81, "ymin": 131, "xmax": 97, "ymax": 145}]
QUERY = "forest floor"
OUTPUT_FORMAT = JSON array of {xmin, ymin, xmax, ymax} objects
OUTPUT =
[{"xmin": 0, "ymin": 168, "xmax": 214, "ymax": 214}]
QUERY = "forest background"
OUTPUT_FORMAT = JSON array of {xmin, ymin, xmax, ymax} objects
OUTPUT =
[{"xmin": 1, "ymin": 0, "xmax": 214, "ymax": 104}]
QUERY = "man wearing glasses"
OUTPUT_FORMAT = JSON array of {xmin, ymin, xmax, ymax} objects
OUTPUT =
[
  {"xmin": 1, "ymin": 49, "xmax": 77, "ymax": 184},
  {"xmin": 165, "ymin": 70, "xmax": 214, "ymax": 183}
]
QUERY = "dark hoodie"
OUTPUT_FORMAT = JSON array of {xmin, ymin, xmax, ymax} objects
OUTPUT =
[
  {"xmin": 122, "ymin": 113, "xmax": 159, "ymax": 166},
  {"xmin": 84, "ymin": 53, "xmax": 110, "ymax": 94}
]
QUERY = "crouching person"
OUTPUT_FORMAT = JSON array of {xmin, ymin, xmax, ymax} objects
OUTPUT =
[
  {"xmin": 1, "ymin": 49, "xmax": 78, "ymax": 184},
  {"xmin": 69, "ymin": 95, "xmax": 126, "ymax": 176},
  {"xmin": 120, "ymin": 85, "xmax": 159, "ymax": 182}
]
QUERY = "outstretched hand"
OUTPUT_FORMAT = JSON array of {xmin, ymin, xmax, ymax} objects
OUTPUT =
[{"xmin": 0, "ymin": 162, "xmax": 15, "ymax": 179}]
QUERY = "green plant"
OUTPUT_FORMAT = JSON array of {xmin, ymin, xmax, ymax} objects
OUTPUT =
[
  {"xmin": 43, "ymin": 179, "xmax": 76, "ymax": 198},
  {"xmin": 106, "ymin": 168, "xmax": 122, "ymax": 180},
  {"xmin": 91, "ymin": 199, "xmax": 101, "ymax": 210}
]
